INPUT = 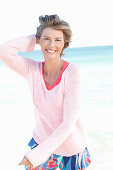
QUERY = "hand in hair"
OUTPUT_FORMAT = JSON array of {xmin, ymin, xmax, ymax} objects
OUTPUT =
[{"xmin": 35, "ymin": 35, "xmax": 40, "ymax": 44}]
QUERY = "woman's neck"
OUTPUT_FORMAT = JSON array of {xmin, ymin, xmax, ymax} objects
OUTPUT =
[{"xmin": 43, "ymin": 59, "xmax": 64, "ymax": 78}]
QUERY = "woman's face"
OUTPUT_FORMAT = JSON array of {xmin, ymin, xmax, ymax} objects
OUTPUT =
[{"xmin": 39, "ymin": 28, "xmax": 64, "ymax": 59}]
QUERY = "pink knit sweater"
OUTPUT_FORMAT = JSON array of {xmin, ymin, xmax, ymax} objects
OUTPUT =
[{"xmin": 0, "ymin": 35, "xmax": 87, "ymax": 167}]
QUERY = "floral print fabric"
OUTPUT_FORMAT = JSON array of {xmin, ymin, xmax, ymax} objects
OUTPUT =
[{"xmin": 25, "ymin": 138, "xmax": 91, "ymax": 170}]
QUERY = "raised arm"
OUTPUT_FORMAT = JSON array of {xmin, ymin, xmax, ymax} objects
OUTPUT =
[
  {"xmin": 0, "ymin": 35, "xmax": 36, "ymax": 77},
  {"xmin": 25, "ymin": 65, "xmax": 81, "ymax": 167}
]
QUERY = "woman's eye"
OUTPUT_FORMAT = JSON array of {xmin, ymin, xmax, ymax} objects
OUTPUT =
[
  {"xmin": 44, "ymin": 38, "xmax": 49, "ymax": 40},
  {"xmin": 56, "ymin": 39, "xmax": 61, "ymax": 41}
]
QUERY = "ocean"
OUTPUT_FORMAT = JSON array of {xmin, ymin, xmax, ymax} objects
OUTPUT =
[{"xmin": 0, "ymin": 46, "xmax": 113, "ymax": 169}]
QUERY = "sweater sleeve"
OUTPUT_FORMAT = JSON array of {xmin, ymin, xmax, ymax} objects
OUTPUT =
[
  {"xmin": 25, "ymin": 65, "xmax": 81, "ymax": 167},
  {"xmin": 0, "ymin": 34, "xmax": 36, "ymax": 77}
]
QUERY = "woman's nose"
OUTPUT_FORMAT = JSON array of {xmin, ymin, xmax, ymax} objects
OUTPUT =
[{"xmin": 49, "ymin": 40, "xmax": 55, "ymax": 47}]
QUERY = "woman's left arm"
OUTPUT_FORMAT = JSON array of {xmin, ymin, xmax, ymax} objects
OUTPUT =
[{"xmin": 24, "ymin": 65, "xmax": 81, "ymax": 168}]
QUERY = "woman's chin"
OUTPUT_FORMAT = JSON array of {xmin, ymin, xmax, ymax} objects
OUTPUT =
[{"xmin": 44, "ymin": 53, "xmax": 60, "ymax": 60}]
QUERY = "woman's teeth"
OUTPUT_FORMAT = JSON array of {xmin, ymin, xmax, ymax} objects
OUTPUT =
[{"xmin": 46, "ymin": 49, "xmax": 56, "ymax": 54}]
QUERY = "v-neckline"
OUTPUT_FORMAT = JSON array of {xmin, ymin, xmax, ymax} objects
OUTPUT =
[{"xmin": 41, "ymin": 61, "xmax": 69, "ymax": 90}]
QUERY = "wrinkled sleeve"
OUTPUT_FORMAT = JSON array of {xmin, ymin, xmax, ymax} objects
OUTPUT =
[
  {"xmin": 25, "ymin": 65, "xmax": 81, "ymax": 167},
  {"xmin": 0, "ymin": 34, "xmax": 36, "ymax": 77}
]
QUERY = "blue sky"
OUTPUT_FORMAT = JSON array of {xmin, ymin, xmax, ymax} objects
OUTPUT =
[{"xmin": 0, "ymin": 0, "xmax": 113, "ymax": 47}]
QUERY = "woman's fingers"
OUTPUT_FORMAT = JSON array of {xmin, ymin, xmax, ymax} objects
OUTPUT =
[
  {"xmin": 35, "ymin": 35, "xmax": 40, "ymax": 44},
  {"xmin": 18, "ymin": 156, "xmax": 33, "ymax": 167},
  {"xmin": 18, "ymin": 156, "xmax": 26, "ymax": 165}
]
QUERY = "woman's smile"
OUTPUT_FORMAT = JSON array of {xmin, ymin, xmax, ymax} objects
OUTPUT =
[{"xmin": 46, "ymin": 49, "xmax": 56, "ymax": 54}]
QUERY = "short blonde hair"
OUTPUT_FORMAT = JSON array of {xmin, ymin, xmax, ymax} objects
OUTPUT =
[{"xmin": 36, "ymin": 14, "xmax": 72, "ymax": 56}]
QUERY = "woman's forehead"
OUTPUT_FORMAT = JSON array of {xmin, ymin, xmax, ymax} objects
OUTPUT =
[{"xmin": 41, "ymin": 28, "xmax": 64, "ymax": 38}]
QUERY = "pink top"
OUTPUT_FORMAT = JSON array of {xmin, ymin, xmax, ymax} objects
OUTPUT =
[{"xmin": 0, "ymin": 35, "xmax": 87, "ymax": 167}]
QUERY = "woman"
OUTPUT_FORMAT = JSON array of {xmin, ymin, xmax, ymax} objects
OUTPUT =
[{"xmin": 0, "ymin": 15, "xmax": 91, "ymax": 170}]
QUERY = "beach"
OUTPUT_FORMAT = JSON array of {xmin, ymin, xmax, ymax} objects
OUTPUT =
[{"xmin": 0, "ymin": 47, "xmax": 113, "ymax": 169}]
